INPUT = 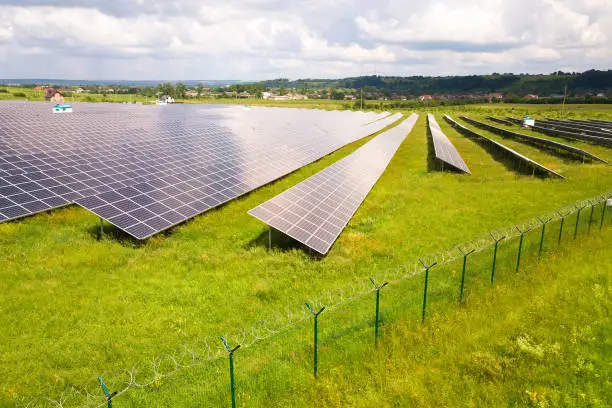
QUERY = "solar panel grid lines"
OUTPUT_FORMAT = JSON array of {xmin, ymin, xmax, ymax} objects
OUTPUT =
[
  {"xmin": 447, "ymin": 115, "xmax": 565, "ymax": 179},
  {"xmin": 248, "ymin": 113, "xmax": 419, "ymax": 255},
  {"xmin": 538, "ymin": 119, "xmax": 612, "ymax": 138},
  {"xmin": 503, "ymin": 116, "xmax": 612, "ymax": 147},
  {"xmin": 0, "ymin": 101, "xmax": 403, "ymax": 238},
  {"xmin": 469, "ymin": 117, "xmax": 608, "ymax": 164},
  {"xmin": 537, "ymin": 119, "xmax": 612, "ymax": 139},
  {"xmin": 427, "ymin": 114, "xmax": 471, "ymax": 174}
]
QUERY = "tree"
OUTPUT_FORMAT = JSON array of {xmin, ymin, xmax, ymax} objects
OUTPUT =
[
  {"xmin": 195, "ymin": 83, "xmax": 204, "ymax": 98},
  {"xmin": 175, "ymin": 83, "xmax": 187, "ymax": 99},
  {"xmin": 279, "ymin": 85, "xmax": 287, "ymax": 96}
]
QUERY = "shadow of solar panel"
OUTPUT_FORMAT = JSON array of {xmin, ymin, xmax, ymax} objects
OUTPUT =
[{"xmin": 248, "ymin": 113, "xmax": 419, "ymax": 255}]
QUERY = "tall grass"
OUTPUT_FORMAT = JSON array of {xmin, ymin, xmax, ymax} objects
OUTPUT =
[{"xmin": 0, "ymin": 107, "xmax": 611, "ymax": 406}]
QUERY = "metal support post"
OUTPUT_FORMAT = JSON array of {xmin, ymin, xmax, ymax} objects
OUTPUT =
[
  {"xmin": 588, "ymin": 200, "xmax": 595, "ymax": 233},
  {"xmin": 515, "ymin": 225, "xmax": 532, "ymax": 272},
  {"xmin": 220, "ymin": 336, "xmax": 241, "ymax": 408},
  {"xmin": 574, "ymin": 204, "xmax": 585, "ymax": 240},
  {"xmin": 305, "ymin": 302, "xmax": 325, "ymax": 378},
  {"xmin": 537, "ymin": 216, "xmax": 552, "ymax": 260},
  {"xmin": 490, "ymin": 233, "xmax": 506, "ymax": 284},
  {"xmin": 369, "ymin": 277, "xmax": 388, "ymax": 346},
  {"xmin": 457, "ymin": 246, "xmax": 475, "ymax": 303},
  {"xmin": 419, "ymin": 259, "xmax": 438, "ymax": 322},
  {"xmin": 98, "ymin": 376, "xmax": 117, "ymax": 408},
  {"xmin": 557, "ymin": 210, "xmax": 567, "ymax": 245}
]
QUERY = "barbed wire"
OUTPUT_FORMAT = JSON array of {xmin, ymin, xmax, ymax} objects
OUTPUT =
[{"xmin": 23, "ymin": 190, "xmax": 612, "ymax": 408}]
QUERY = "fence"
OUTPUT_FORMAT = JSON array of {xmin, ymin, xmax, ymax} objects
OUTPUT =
[{"xmin": 25, "ymin": 191, "xmax": 612, "ymax": 407}]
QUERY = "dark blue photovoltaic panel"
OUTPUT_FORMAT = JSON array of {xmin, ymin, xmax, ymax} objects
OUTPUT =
[
  {"xmin": 249, "ymin": 114, "xmax": 418, "ymax": 255},
  {"xmin": 0, "ymin": 101, "xmax": 402, "ymax": 238},
  {"xmin": 427, "ymin": 114, "xmax": 470, "ymax": 174}
]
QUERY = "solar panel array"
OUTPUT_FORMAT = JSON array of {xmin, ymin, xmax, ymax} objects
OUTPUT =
[
  {"xmin": 465, "ymin": 117, "xmax": 607, "ymax": 164},
  {"xmin": 445, "ymin": 115, "xmax": 564, "ymax": 179},
  {"xmin": 537, "ymin": 119, "xmax": 612, "ymax": 139},
  {"xmin": 248, "ymin": 113, "xmax": 418, "ymax": 255},
  {"xmin": 0, "ymin": 101, "xmax": 402, "ymax": 238},
  {"xmin": 505, "ymin": 116, "xmax": 612, "ymax": 147},
  {"xmin": 427, "ymin": 114, "xmax": 471, "ymax": 173}
]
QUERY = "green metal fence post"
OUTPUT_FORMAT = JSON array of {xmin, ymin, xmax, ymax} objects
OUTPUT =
[
  {"xmin": 601, "ymin": 199, "xmax": 608, "ymax": 231},
  {"xmin": 557, "ymin": 210, "xmax": 567, "ymax": 245},
  {"xmin": 490, "ymin": 233, "xmax": 506, "ymax": 284},
  {"xmin": 305, "ymin": 302, "xmax": 325, "ymax": 378},
  {"xmin": 220, "ymin": 336, "xmax": 241, "ymax": 408},
  {"xmin": 457, "ymin": 246, "xmax": 475, "ymax": 303},
  {"xmin": 98, "ymin": 376, "xmax": 117, "ymax": 408},
  {"xmin": 515, "ymin": 225, "xmax": 532, "ymax": 272},
  {"xmin": 574, "ymin": 204, "xmax": 585, "ymax": 240},
  {"xmin": 419, "ymin": 259, "xmax": 438, "ymax": 322},
  {"xmin": 369, "ymin": 277, "xmax": 389, "ymax": 347},
  {"xmin": 537, "ymin": 216, "xmax": 552, "ymax": 260},
  {"xmin": 587, "ymin": 199, "xmax": 597, "ymax": 233}
]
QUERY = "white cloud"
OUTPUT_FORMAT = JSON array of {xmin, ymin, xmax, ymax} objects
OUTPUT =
[{"xmin": 0, "ymin": 0, "xmax": 610, "ymax": 79}]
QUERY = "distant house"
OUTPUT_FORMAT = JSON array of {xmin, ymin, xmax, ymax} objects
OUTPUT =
[
  {"xmin": 160, "ymin": 94, "xmax": 175, "ymax": 103},
  {"xmin": 185, "ymin": 90, "xmax": 199, "ymax": 97},
  {"xmin": 525, "ymin": 94, "xmax": 539, "ymax": 100},
  {"xmin": 50, "ymin": 91, "xmax": 64, "ymax": 103},
  {"xmin": 75, "ymin": 88, "xmax": 85, "ymax": 94},
  {"xmin": 419, "ymin": 94, "xmax": 433, "ymax": 101},
  {"xmin": 44, "ymin": 88, "xmax": 55, "ymax": 101},
  {"xmin": 487, "ymin": 93, "xmax": 503, "ymax": 102},
  {"xmin": 262, "ymin": 92, "xmax": 271, "ymax": 100},
  {"xmin": 596, "ymin": 92, "xmax": 605, "ymax": 98}
]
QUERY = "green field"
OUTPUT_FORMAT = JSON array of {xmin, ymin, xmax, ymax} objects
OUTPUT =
[{"xmin": 0, "ymin": 102, "xmax": 611, "ymax": 407}]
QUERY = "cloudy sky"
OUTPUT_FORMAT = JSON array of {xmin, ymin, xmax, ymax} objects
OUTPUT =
[{"xmin": 0, "ymin": 0, "xmax": 610, "ymax": 80}]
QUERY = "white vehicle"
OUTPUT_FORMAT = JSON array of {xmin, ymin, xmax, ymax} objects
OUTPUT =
[{"xmin": 53, "ymin": 104, "xmax": 73, "ymax": 113}]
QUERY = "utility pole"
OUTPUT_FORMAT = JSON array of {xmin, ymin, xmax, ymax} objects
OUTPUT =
[
  {"xmin": 360, "ymin": 88, "xmax": 363, "ymax": 110},
  {"xmin": 562, "ymin": 85, "xmax": 567, "ymax": 117}
]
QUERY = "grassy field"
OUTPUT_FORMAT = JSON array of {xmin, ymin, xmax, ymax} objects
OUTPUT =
[{"xmin": 0, "ymin": 102, "xmax": 611, "ymax": 407}]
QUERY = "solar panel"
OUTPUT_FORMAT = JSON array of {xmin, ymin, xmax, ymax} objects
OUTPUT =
[
  {"xmin": 427, "ymin": 114, "xmax": 471, "ymax": 173},
  {"xmin": 536, "ymin": 119, "xmax": 612, "ymax": 139},
  {"xmin": 0, "ymin": 101, "xmax": 402, "ymax": 239},
  {"xmin": 445, "ymin": 115, "xmax": 565, "ymax": 179},
  {"xmin": 505, "ymin": 116, "xmax": 612, "ymax": 147},
  {"xmin": 464, "ymin": 117, "xmax": 607, "ymax": 164},
  {"xmin": 248, "ymin": 113, "xmax": 418, "ymax": 255}
]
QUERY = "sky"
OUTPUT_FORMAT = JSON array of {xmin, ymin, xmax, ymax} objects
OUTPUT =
[{"xmin": 0, "ymin": 0, "xmax": 610, "ymax": 80}]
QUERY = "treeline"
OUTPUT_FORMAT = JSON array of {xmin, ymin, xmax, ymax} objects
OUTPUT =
[{"xmin": 263, "ymin": 70, "xmax": 612, "ymax": 97}]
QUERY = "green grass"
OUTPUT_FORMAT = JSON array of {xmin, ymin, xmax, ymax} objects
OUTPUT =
[{"xmin": 0, "ymin": 104, "xmax": 611, "ymax": 406}]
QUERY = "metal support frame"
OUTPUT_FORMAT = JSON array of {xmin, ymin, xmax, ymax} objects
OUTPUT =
[
  {"xmin": 220, "ymin": 336, "xmax": 241, "ymax": 408},
  {"xmin": 419, "ymin": 259, "xmax": 438, "ymax": 322},
  {"xmin": 268, "ymin": 226, "xmax": 272, "ymax": 250},
  {"xmin": 457, "ymin": 246, "xmax": 475, "ymax": 303},
  {"xmin": 369, "ymin": 277, "xmax": 388, "ymax": 346},
  {"xmin": 515, "ymin": 225, "xmax": 532, "ymax": 272},
  {"xmin": 537, "ymin": 216, "xmax": 552, "ymax": 260},
  {"xmin": 98, "ymin": 376, "xmax": 117, "ymax": 408},
  {"xmin": 305, "ymin": 302, "xmax": 325, "ymax": 378},
  {"xmin": 489, "ymin": 233, "xmax": 506, "ymax": 284}
]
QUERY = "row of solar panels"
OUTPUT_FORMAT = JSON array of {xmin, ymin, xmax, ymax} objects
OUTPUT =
[
  {"xmin": 505, "ymin": 117, "xmax": 612, "ymax": 147},
  {"xmin": 0, "ymin": 103, "xmax": 403, "ymax": 240},
  {"xmin": 249, "ymin": 114, "xmax": 419, "ymax": 254},
  {"xmin": 445, "ymin": 115, "xmax": 565, "ymax": 178},
  {"xmin": 427, "ymin": 114, "xmax": 471, "ymax": 174},
  {"xmin": 466, "ymin": 117, "xmax": 607, "ymax": 163}
]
